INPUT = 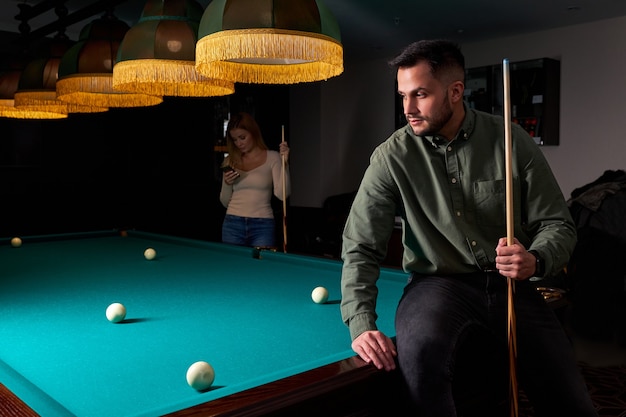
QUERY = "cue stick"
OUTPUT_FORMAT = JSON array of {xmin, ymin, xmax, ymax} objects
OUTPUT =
[
  {"xmin": 281, "ymin": 125, "xmax": 288, "ymax": 253},
  {"xmin": 503, "ymin": 58, "xmax": 519, "ymax": 417}
]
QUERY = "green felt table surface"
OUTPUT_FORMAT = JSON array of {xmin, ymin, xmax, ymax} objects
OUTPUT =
[{"xmin": 0, "ymin": 231, "xmax": 408, "ymax": 417}]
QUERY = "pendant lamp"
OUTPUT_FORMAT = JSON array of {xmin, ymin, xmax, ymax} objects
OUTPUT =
[
  {"xmin": 1, "ymin": 65, "xmax": 68, "ymax": 119},
  {"xmin": 11, "ymin": 36, "xmax": 71, "ymax": 119},
  {"xmin": 0, "ymin": 106, "xmax": 67, "ymax": 119},
  {"xmin": 15, "ymin": 90, "xmax": 109, "ymax": 114},
  {"xmin": 195, "ymin": 0, "xmax": 343, "ymax": 85},
  {"xmin": 113, "ymin": 0, "xmax": 235, "ymax": 97},
  {"xmin": 11, "ymin": 37, "xmax": 109, "ymax": 117},
  {"xmin": 56, "ymin": 10, "xmax": 163, "ymax": 108}
]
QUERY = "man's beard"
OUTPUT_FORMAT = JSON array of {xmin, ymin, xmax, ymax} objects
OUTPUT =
[{"xmin": 408, "ymin": 93, "xmax": 453, "ymax": 137}]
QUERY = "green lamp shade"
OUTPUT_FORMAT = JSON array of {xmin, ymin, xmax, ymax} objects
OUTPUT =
[
  {"xmin": 195, "ymin": 0, "xmax": 343, "ymax": 84},
  {"xmin": 113, "ymin": 0, "xmax": 234, "ymax": 97},
  {"xmin": 57, "ymin": 13, "xmax": 163, "ymax": 108}
]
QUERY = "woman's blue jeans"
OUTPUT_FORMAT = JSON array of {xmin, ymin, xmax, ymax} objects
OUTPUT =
[
  {"xmin": 395, "ymin": 272, "xmax": 598, "ymax": 416},
  {"xmin": 222, "ymin": 214, "xmax": 276, "ymax": 248}
]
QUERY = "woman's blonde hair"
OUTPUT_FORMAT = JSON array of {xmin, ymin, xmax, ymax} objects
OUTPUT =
[{"xmin": 222, "ymin": 112, "xmax": 268, "ymax": 168}]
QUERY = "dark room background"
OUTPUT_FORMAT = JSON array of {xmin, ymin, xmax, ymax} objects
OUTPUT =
[{"xmin": 1, "ymin": 83, "xmax": 290, "ymax": 244}]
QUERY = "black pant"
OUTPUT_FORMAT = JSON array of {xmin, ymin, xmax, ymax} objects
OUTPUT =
[{"xmin": 394, "ymin": 272, "xmax": 598, "ymax": 417}]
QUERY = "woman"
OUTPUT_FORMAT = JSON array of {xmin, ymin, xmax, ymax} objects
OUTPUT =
[{"xmin": 220, "ymin": 112, "xmax": 290, "ymax": 248}]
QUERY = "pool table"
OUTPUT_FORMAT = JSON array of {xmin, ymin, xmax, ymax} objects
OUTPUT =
[{"xmin": 0, "ymin": 230, "xmax": 410, "ymax": 417}]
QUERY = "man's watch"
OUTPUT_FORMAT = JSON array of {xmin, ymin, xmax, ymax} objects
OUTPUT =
[{"xmin": 528, "ymin": 250, "xmax": 545, "ymax": 277}]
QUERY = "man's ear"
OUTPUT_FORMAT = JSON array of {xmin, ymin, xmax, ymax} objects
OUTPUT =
[{"xmin": 449, "ymin": 81, "xmax": 465, "ymax": 103}]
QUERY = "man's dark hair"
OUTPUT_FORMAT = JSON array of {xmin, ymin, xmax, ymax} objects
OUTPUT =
[{"xmin": 389, "ymin": 39, "xmax": 466, "ymax": 83}]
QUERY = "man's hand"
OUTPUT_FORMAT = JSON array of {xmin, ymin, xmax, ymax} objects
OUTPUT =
[
  {"xmin": 351, "ymin": 330, "xmax": 397, "ymax": 371},
  {"xmin": 495, "ymin": 237, "xmax": 537, "ymax": 280}
]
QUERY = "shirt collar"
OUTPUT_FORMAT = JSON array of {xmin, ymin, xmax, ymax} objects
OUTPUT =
[{"xmin": 458, "ymin": 103, "xmax": 475, "ymax": 141}]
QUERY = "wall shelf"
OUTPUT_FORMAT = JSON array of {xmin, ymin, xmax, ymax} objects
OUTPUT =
[{"xmin": 465, "ymin": 57, "xmax": 561, "ymax": 146}]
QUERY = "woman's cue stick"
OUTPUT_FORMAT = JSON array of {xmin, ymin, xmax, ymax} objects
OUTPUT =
[
  {"xmin": 503, "ymin": 58, "xmax": 519, "ymax": 417},
  {"xmin": 281, "ymin": 125, "xmax": 287, "ymax": 253}
]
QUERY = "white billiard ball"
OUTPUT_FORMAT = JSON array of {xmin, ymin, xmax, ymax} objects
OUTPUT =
[
  {"xmin": 186, "ymin": 361, "xmax": 215, "ymax": 391},
  {"xmin": 311, "ymin": 286, "xmax": 329, "ymax": 304},
  {"xmin": 106, "ymin": 302, "xmax": 127, "ymax": 323},
  {"xmin": 10, "ymin": 237, "xmax": 22, "ymax": 248},
  {"xmin": 144, "ymin": 248, "xmax": 156, "ymax": 260}
]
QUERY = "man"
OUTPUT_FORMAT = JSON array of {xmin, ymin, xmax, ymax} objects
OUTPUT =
[{"xmin": 340, "ymin": 39, "xmax": 597, "ymax": 416}]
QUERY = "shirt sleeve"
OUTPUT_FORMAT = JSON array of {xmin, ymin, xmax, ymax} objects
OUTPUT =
[
  {"xmin": 514, "ymin": 124, "xmax": 577, "ymax": 276},
  {"xmin": 340, "ymin": 145, "xmax": 399, "ymax": 341},
  {"xmin": 219, "ymin": 179, "xmax": 233, "ymax": 208},
  {"xmin": 271, "ymin": 151, "xmax": 291, "ymax": 201}
]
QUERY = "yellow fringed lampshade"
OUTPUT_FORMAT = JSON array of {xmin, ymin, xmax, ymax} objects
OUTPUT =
[
  {"xmin": 13, "ymin": 88, "xmax": 108, "ymax": 114},
  {"xmin": 0, "ymin": 105, "xmax": 68, "ymax": 119},
  {"xmin": 10, "ymin": 36, "xmax": 79, "ymax": 118},
  {"xmin": 14, "ymin": 90, "xmax": 68, "ymax": 114},
  {"xmin": 0, "ymin": 49, "xmax": 87, "ymax": 119},
  {"xmin": 113, "ymin": 0, "xmax": 235, "ymax": 97},
  {"xmin": 1, "ymin": 93, "xmax": 67, "ymax": 119},
  {"xmin": 56, "ymin": 12, "xmax": 163, "ymax": 108},
  {"xmin": 13, "ymin": 54, "xmax": 108, "ymax": 115},
  {"xmin": 195, "ymin": 0, "xmax": 343, "ymax": 85},
  {"xmin": 12, "ymin": 53, "xmax": 69, "ymax": 118}
]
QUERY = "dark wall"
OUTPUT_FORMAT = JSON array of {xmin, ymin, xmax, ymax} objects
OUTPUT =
[{"xmin": 0, "ymin": 84, "xmax": 290, "ymax": 242}]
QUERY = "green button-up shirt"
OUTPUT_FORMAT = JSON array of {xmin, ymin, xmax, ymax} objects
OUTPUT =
[{"xmin": 340, "ymin": 107, "xmax": 576, "ymax": 341}]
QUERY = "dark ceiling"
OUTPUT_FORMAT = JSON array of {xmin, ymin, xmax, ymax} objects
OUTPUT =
[{"xmin": 2, "ymin": 0, "xmax": 626, "ymax": 66}]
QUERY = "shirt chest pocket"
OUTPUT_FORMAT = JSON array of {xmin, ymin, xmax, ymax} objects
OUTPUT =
[{"xmin": 473, "ymin": 180, "xmax": 506, "ymax": 226}]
